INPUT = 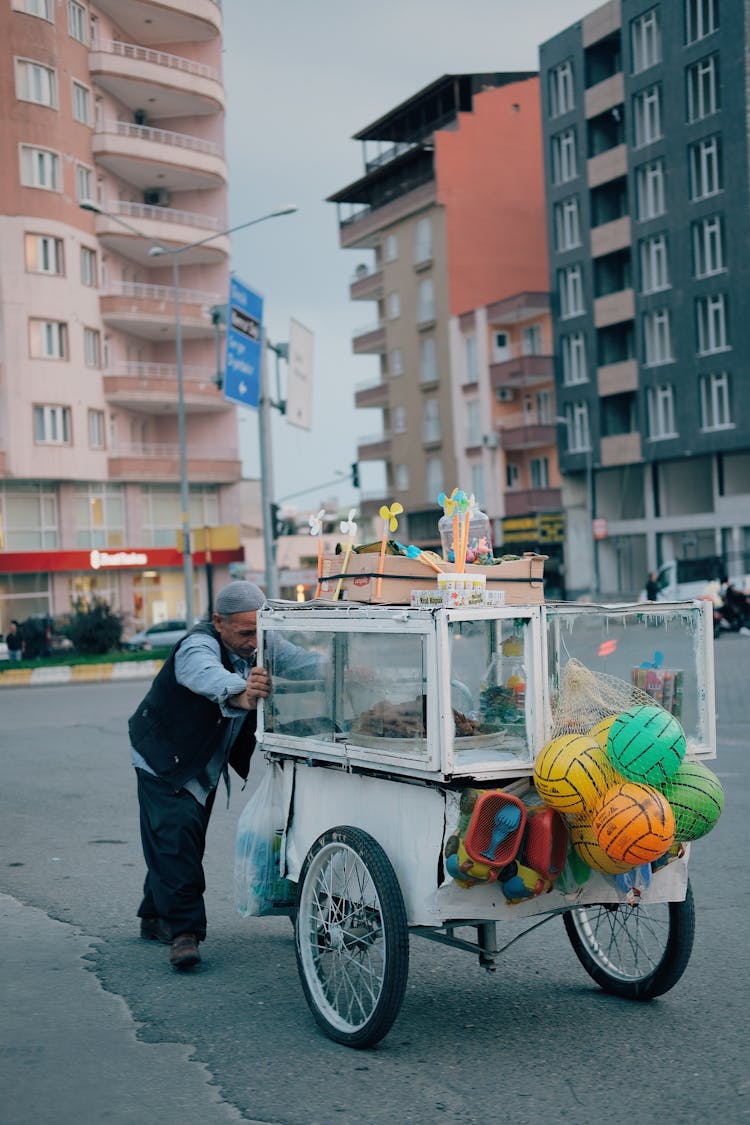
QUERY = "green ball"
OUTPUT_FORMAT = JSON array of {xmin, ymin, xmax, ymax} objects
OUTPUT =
[
  {"xmin": 608, "ymin": 704, "xmax": 686, "ymax": 785},
  {"xmin": 657, "ymin": 760, "xmax": 724, "ymax": 841}
]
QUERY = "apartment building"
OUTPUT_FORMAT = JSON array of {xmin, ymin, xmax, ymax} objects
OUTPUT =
[
  {"xmin": 330, "ymin": 72, "xmax": 555, "ymax": 549},
  {"xmin": 0, "ymin": 0, "xmax": 243, "ymax": 632},
  {"xmin": 541, "ymin": 0, "xmax": 750, "ymax": 597}
]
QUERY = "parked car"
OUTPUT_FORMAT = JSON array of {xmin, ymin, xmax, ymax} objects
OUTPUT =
[{"xmin": 122, "ymin": 619, "xmax": 188, "ymax": 652}]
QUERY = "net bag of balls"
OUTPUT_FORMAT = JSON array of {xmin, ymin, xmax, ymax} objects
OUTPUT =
[{"xmin": 533, "ymin": 658, "xmax": 723, "ymax": 879}]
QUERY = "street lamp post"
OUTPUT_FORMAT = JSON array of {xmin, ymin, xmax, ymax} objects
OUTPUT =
[
  {"xmin": 556, "ymin": 415, "xmax": 599, "ymax": 598},
  {"xmin": 80, "ymin": 202, "xmax": 296, "ymax": 622}
]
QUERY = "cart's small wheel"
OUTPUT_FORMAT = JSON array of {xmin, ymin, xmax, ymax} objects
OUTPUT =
[
  {"xmin": 563, "ymin": 880, "xmax": 695, "ymax": 1000},
  {"xmin": 294, "ymin": 826, "xmax": 409, "ymax": 1048}
]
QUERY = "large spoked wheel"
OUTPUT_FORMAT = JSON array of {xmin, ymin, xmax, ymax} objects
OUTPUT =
[
  {"xmin": 563, "ymin": 880, "xmax": 695, "ymax": 1000},
  {"xmin": 294, "ymin": 826, "xmax": 409, "ymax": 1048}
]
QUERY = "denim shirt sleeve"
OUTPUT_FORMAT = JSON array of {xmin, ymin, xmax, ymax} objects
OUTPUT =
[
  {"xmin": 174, "ymin": 632, "xmax": 249, "ymax": 716},
  {"xmin": 266, "ymin": 632, "xmax": 326, "ymax": 679}
]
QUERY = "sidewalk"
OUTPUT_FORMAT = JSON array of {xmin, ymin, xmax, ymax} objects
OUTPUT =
[
  {"xmin": 0, "ymin": 894, "xmax": 273, "ymax": 1125},
  {"xmin": 0, "ymin": 659, "xmax": 161, "ymax": 687}
]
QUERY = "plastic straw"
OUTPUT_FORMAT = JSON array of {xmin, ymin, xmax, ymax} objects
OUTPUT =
[
  {"xmin": 375, "ymin": 531, "xmax": 388, "ymax": 599},
  {"xmin": 314, "ymin": 538, "xmax": 323, "ymax": 598},
  {"xmin": 333, "ymin": 543, "xmax": 353, "ymax": 600}
]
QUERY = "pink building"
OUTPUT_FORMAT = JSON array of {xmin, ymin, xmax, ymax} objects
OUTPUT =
[{"xmin": 0, "ymin": 0, "xmax": 243, "ymax": 633}]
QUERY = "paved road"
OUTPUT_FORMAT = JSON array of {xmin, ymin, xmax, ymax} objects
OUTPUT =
[{"xmin": 1, "ymin": 635, "xmax": 749, "ymax": 1125}]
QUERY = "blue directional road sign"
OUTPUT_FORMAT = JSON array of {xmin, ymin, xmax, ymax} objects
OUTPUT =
[{"xmin": 223, "ymin": 276, "xmax": 264, "ymax": 409}]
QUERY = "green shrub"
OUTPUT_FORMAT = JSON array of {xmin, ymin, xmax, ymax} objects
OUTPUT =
[{"xmin": 65, "ymin": 599, "xmax": 124, "ymax": 655}]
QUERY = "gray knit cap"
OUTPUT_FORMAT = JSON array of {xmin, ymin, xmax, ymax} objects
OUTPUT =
[{"xmin": 215, "ymin": 580, "xmax": 266, "ymax": 616}]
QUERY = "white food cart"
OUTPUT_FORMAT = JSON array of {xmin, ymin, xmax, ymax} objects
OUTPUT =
[{"xmin": 253, "ymin": 598, "xmax": 716, "ymax": 1048}]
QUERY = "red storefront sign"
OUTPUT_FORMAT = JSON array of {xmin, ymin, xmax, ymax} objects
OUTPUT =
[{"xmin": 0, "ymin": 547, "xmax": 244, "ymax": 573}]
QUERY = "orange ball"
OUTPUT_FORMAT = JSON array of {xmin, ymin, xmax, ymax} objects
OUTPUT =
[{"xmin": 593, "ymin": 781, "xmax": 675, "ymax": 865}]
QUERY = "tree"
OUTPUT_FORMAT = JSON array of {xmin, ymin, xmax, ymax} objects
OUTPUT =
[{"xmin": 65, "ymin": 600, "xmax": 123, "ymax": 655}]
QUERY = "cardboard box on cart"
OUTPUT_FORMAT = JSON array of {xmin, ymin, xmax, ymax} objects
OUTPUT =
[{"xmin": 319, "ymin": 552, "xmax": 547, "ymax": 606}]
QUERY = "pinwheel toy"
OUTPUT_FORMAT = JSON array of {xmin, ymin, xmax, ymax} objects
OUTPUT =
[
  {"xmin": 309, "ymin": 508, "xmax": 325, "ymax": 598},
  {"xmin": 376, "ymin": 501, "xmax": 403, "ymax": 599},
  {"xmin": 334, "ymin": 508, "xmax": 358, "ymax": 601}
]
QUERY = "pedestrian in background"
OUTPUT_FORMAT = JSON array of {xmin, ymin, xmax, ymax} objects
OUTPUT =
[
  {"xmin": 6, "ymin": 620, "xmax": 23, "ymax": 662},
  {"xmin": 645, "ymin": 572, "xmax": 658, "ymax": 601},
  {"xmin": 128, "ymin": 580, "xmax": 321, "ymax": 971}
]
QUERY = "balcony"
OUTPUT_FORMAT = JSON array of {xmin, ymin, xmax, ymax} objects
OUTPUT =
[
  {"xmin": 107, "ymin": 441, "xmax": 240, "ymax": 485},
  {"xmin": 89, "ymin": 40, "xmax": 224, "ymax": 118},
  {"xmin": 503, "ymin": 488, "xmax": 563, "ymax": 517},
  {"xmin": 100, "ymin": 282, "xmax": 221, "ymax": 340},
  {"xmin": 352, "ymin": 321, "xmax": 387, "ymax": 355},
  {"xmin": 487, "ymin": 291, "xmax": 550, "ymax": 325},
  {"xmin": 358, "ymin": 490, "xmax": 392, "ymax": 518},
  {"xmin": 91, "ymin": 0, "xmax": 222, "ymax": 45},
  {"xmin": 591, "ymin": 216, "xmax": 631, "ymax": 258},
  {"xmin": 103, "ymin": 362, "xmax": 230, "ymax": 413},
  {"xmin": 585, "ymin": 73, "xmax": 624, "ymax": 119},
  {"xmin": 597, "ymin": 358, "xmax": 638, "ymax": 396},
  {"xmin": 587, "ymin": 144, "xmax": 628, "ymax": 189},
  {"xmin": 594, "ymin": 288, "xmax": 635, "ymax": 328},
  {"xmin": 354, "ymin": 376, "xmax": 389, "ymax": 409},
  {"xmin": 600, "ymin": 432, "xmax": 643, "ymax": 466},
  {"xmin": 497, "ymin": 411, "xmax": 557, "ymax": 451},
  {"xmin": 350, "ymin": 264, "xmax": 384, "ymax": 301},
  {"xmin": 337, "ymin": 180, "xmax": 437, "ymax": 250},
  {"xmin": 93, "ymin": 120, "xmax": 227, "ymax": 192},
  {"xmin": 490, "ymin": 354, "xmax": 553, "ymax": 391},
  {"xmin": 92, "ymin": 201, "xmax": 229, "ymax": 266},
  {"xmin": 357, "ymin": 431, "xmax": 392, "ymax": 461}
]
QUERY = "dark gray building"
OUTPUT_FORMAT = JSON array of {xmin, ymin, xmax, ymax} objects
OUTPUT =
[{"xmin": 540, "ymin": 0, "xmax": 750, "ymax": 596}]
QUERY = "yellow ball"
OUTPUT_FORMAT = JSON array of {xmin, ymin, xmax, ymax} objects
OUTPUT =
[
  {"xmin": 534, "ymin": 734, "xmax": 614, "ymax": 815},
  {"xmin": 570, "ymin": 818, "xmax": 636, "ymax": 875},
  {"xmin": 588, "ymin": 715, "xmax": 617, "ymax": 750}
]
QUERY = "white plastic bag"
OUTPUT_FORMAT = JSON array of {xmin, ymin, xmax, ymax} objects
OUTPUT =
[{"xmin": 234, "ymin": 760, "xmax": 294, "ymax": 916}]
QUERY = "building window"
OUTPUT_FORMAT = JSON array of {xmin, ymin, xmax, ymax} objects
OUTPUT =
[
  {"xmin": 87, "ymin": 410, "xmax": 106, "ymax": 450},
  {"xmin": 29, "ymin": 319, "xmax": 67, "ymax": 359},
  {"xmin": 696, "ymin": 293, "xmax": 728, "ymax": 354},
  {"xmin": 422, "ymin": 399, "xmax": 441, "ymax": 444},
  {"xmin": 537, "ymin": 389, "xmax": 554, "ymax": 424},
  {"xmin": 393, "ymin": 405, "xmax": 407, "ymax": 434},
  {"xmin": 687, "ymin": 55, "xmax": 720, "ymax": 123},
  {"xmin": 633, "ymin": 85, "xmax": 662, "ymax": 148},
  {"xmin": 699, "ymin": 372, "xmax": 732, "ymax": 430},
  {"xmin": 549, "ymin": 59, "xmax": 574, "ymax": 117},
  {"xmin": 72, "ymin": 80, "xmax": 91, "ymax": 125},
  {"xmin": 470, "ymin": 463, "xmax": 485, "ymax": 506},
  {"xmin": 636, "ymin": 159, "xmax": 665, "ymax": 220},
  {"xmin": 563, "ymin": 402, "xmax": 591, "ymax": 451},
  {"xmin": 417, "ymin": 278, "xmax": 435, "ymax": 323},
  {"xmin": 76, "ymin": 163, "xmax": 93, "ymax": 204},
  {"xmin": 506, "ymin": 462, "xmax": 520, "ymax": 489},
  {"xmin": 15, "ymin": 58, "xmax": 57, "ymax": 107},
  {"xmin": 686, "ymin": 0, "xmax": 718, "ymax": 44},
  {"xmin": 84, "ymin": 327, "xmax": 101, "ymax": 368},
  {"xmin": 16, "ymin": 0, "xmax": 53, "ymax": 18},
  {"xmin": 414, "ymin": 217, "xmax": 432, "ymax": 264},
  {"xmin": 639, "ymin": 234, "xmax": 670, "ymax": 293},
  {"xmin": 25, "ymin": 233, "xmax": 64, "ymax": 275},
  {"xmin": 420, "ymin": 336, "xmax": 438, "ymax": 384},
  {"xmin": 646, "ymin": 384, "xmax": 677, "ymax": 440},
  {"xmin": 561, "ymin": 332, "xmax": 587, "ymax": 385},
  {"xmin": 692, "ymin": 215, "xmax": 725, "ymax": 277},
  {"xmin": 522, "ymin": 324, "xmax": 543, "ymax": 355},
  {"xmin": 384, "ymin": 233, "xmax": 397, "ymax": 262},
  {"xmin": 34, "ymin": 404, "xmax": 71, "ymax": 445},
  {"xmin": 492, "ymin": 331, "xmax": 510, "ymax": 362},
  {"xmin": 632, "ymin": 8, "xmax": 661, "ymax": 73},
  {"xmin": 386, "ymin": 292, "xmax": 400, "ymax": 320},
  {"xmin": 554, "ymin": 196, "xmax": 581, "ymax": 252},
  {"xmin": 643, "ymin": 309, "xmax": 673, "ymax": 366},
  {"xmin": 551, "ymin": 128, "xmax": 577, "ymax": 184},
  {"xmin": 464, "ymin": 334, "xmax": 478, "ymax": 385},
  {"xmin": 389, "ymin": 348, "xmax": 403, "ymax": 377},
  {"xmin": 395, "ymin": 464, "xmax": 410, "ymax": 492},
  {"xmin": 466, "ymin": 399, "xmax": 481, "ymax": 447},
  {"xmin": 81, "ymin": 246, "xmax": 97, "ymax": 286},
  {"xmin": 558, "ymin": 264, "xmax": 584, "ymax": 319},
  {"xmin": 68, "ymin": 0, "xmax": 87, "ymax": 43},
  {"xmin": 74, "ymin": 483, "xmax": 125, "ymax": 548},
  {"xmin": 425, "ymin": 457, "xmax": 444, "ymax": 500},
  {"xmin": 689, "ymin": 135, "xmax": 722, "ymax": 200},
  {"xmin": 530, "ymin": 457, "xmax": 550, "ymax": 489},
  {"xmin": 19, "ymin": 145, "xmax": 61, "ymax": 191}
]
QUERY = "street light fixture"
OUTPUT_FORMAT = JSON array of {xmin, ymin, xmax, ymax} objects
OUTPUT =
[{"xmin": 80, "ymin": 201, "xmax": 297, "ymax": 623}]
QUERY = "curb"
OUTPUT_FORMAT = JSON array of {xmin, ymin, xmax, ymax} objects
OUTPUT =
[{"xmin": 0, "ymin": 659, "xmax": 163, "ymax": 687}]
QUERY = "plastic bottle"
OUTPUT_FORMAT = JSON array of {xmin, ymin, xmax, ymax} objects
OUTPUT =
[{"xmin": 438, "ymin": 504, "xmax": 493, "ymax": 565}]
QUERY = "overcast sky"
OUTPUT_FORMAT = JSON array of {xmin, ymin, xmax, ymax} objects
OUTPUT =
[{"xmin": 221, "ymin": 0, "xmax": 596, "ymax": 514}]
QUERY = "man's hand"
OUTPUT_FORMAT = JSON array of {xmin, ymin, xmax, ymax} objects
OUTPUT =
[{"xmin": 229, "ymin": 666, "xmax": 272, "ymax": 710}]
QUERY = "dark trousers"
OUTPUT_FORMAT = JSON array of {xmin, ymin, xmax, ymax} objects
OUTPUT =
[{"xmin": 136, "ymin": 769, "xmax": 217, "ymax": 940}]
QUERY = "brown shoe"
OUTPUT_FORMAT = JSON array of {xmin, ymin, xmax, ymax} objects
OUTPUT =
[
  {"xmin": 140, "ymin": 917, "xmax": 172, "ymax": 944},
  {"xmin": 169, "ymin": 932, "xmax": 201, "ymax": 970}
]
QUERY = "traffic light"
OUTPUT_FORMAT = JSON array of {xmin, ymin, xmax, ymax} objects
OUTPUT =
[
  {"xmin": 270, "ymin": 503, "xmax": 281, "ymax": 539},
  {"xmin": 351, "ymin": 461, "xmax": 360, "ymax": 489}
]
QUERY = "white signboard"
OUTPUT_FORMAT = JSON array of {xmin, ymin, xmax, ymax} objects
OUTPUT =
[{"xmin": 285, "ymin": 318, "xmax": 314, "ymax": 431}]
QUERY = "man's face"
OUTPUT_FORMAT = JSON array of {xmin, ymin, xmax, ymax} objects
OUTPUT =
[{"xmin": 213, "ymin": 610, "xmax": 258, "ymax": 660}]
